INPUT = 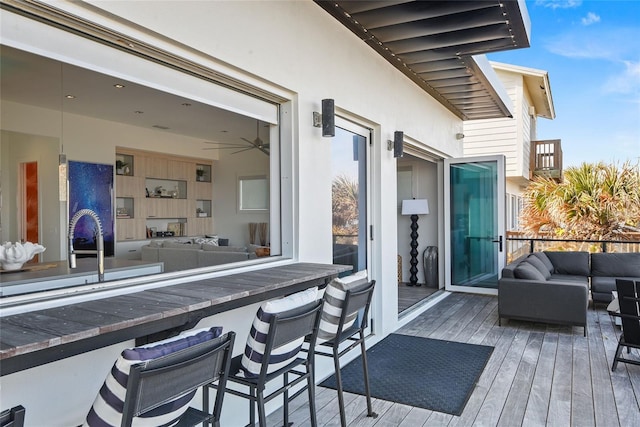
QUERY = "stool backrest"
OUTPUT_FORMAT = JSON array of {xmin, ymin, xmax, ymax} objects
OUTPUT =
[
  {"xmin": 259, "ymin": 300, "xmax": 324, "ymax": 379},
  {"xmin": 335, "ymin": 280, "xmax": 376, "ymax": 342},
  {"xmin": 122, "ymin": 331, "xmax": 235, "ymax": 426},
  {"xmin": 0, "ymin": 405, "xmax": 25, "ymax": 427}
]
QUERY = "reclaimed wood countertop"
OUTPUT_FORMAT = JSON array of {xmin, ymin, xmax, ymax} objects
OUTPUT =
[{"xmin": 0, "ymin": 262, "xmax": 350, "ymax": 376}]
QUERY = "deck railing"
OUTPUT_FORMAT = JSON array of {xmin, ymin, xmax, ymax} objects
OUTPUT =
[
  {"xmin": 506, "ymin": 232, "xmax": 640, "ymax": 263},
  {"xmin": 530, "ymin": 139, "xmax": 563, "ymax": 180}
]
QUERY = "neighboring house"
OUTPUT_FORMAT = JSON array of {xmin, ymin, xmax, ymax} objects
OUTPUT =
[
  {"xmin": 463, "ymin": 61, "xmax": 559, "ymax": 232},
  {"xmin": 0, "ymin": 1, "xmax": 532, "ymax": 424}
]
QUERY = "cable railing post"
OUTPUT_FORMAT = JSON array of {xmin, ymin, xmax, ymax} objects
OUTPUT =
[{"xmin": 530, "ymin": 239, "xmax": 534, "ymax": 254}]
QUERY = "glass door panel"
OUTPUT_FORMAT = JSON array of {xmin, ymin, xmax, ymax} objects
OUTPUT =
[
  {"xmin": 444, "ymin": 156, "xmax": 505, "ymax": 294},
  {"xmin": 331, "ymin": 120, "xmax": 369, "ymax": 274}
]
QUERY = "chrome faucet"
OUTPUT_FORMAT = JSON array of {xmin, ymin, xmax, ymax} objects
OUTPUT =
[{"xmin": 68, "ymin": 208, "xmax": 105, "ymax": 282}]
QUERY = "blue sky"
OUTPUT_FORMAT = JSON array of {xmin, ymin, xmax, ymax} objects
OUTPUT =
[{"xmin": 487, "ymin": 0, "xmax": 640, "ymax": 168}]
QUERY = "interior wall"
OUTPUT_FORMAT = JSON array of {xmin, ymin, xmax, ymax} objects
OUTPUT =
[
  {"xmin": 397, "ymin": 157, "xmax": 439, "ymax": 285},
  {"xmin": 0, "ymin": 130, "xmax": 61, "ymax": 261},
  {"xmin": 213, "ymin": 149, "xmax": 270, "ymax": 247}
]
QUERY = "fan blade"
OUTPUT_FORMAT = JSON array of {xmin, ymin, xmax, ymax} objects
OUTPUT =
[
  {"xmin": 231, "ymin": 147, "xmax": 255, "ymax": 155},
  {"xmin": 203, "ymin": 146, "xmax": 253, "ymax": 150}
]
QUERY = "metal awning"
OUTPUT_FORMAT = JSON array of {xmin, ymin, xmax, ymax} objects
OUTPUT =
[{"xmin": 314, "ymin": 0, "xmax": 531, "ymax": 120}]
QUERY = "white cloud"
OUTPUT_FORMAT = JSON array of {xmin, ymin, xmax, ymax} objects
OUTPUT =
[
  {"xmin": 604, "ymin": 60, "xmax": 640, "ymax": 95},
  {"xmin": 544, "ymin": 27, "xmax": 640, "ymax": 96},
  {"xmin": 535, "ymin": 0, "xmax": 582, "ymax": 9},
  {"xmin": 581, "ymin": 12, "xmax": 601, "ymax": 26},
  {"xmin": 545, "ymin": 27, "xmax": 639, "ymax": 62}
]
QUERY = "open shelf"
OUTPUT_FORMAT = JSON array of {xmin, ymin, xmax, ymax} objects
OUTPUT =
[
  {"xmin": 115, "ymin": 153, "xmax": 134, "ymax": 176},
  {"xmin": 195, "ymin": 163, "xmax": 212, "ymax": 182}
]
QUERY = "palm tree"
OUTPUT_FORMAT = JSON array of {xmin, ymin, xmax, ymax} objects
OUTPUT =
[
  {"xmin": 332, "ymin": 174, "xmax": 359, "ymax": 243},
  {"xmin": 521, "ymin": 162, "xmax": 640, "ymax": 240}
]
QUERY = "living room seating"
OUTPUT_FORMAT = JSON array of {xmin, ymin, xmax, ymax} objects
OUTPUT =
[
  {"xmin": 611, "ymin": 279, "xmax": 640, "ymax": 371},
  {"xmin": 499, "ymin": 251, "xmax": 590, "ymax": 335},
  {"xmin": 591, "ymin": 253, "xmax": 640, "ymax": 303},
  {"xmin": 141, "ymin": 240, "xmax": 257, "ymax": 272}
]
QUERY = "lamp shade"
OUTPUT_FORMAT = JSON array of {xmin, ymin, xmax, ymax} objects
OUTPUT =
[{"xmin": 401, "ymin": 199, "xmax": 429, "ymax": 215}]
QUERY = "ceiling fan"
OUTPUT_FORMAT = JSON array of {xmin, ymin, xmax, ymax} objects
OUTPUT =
[{"xmin": 203, "ymin": 121, "xmax": 269, "ymax": 155}]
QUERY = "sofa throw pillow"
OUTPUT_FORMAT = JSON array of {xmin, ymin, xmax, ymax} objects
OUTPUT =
[
  {"xmin": 240, "ymin": 287, "xmax": 318, "ymax": 378},
  {"xmin": 530, "ymin": 252, "xmax": 554, "ymax": 274},
  {"xmin": 194, "ymin": 236, "xmax": 219, "ymax": 246},
  {"xmin": 84, "ymin": 326, "xmax": 223, "ymax": 427},
  {"xmin": 317, "ymin": 271, "xmax": 369, "ymax": 343},
  {"xmin": 526, "ymin": 254, "xmax": 552, "ymax": 280},
  {"xmin": 514, "ymin": 261, "xmax": 547, "ymax": 281}
]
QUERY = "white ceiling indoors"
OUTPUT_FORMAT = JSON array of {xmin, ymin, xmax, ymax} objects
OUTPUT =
[{"xmin": 0, "ymin": 45, "xmax": 267, "ymax": 152}]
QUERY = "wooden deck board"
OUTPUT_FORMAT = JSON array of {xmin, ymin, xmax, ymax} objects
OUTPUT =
[{"xmin": 265, "ymin": 293, "xmax": 640, "ymax": 426}]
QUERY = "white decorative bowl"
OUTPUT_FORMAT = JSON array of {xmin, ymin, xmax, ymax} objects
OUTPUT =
[
  {"xmin": 0, "ymin": 241, "xmax": 46, "ymax": 271},
  {"xmin": 1, "ymin": 262, "xmax": 25, "ymax": 271}
]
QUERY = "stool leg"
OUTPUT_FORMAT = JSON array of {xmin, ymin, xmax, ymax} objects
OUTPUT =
[
  {"xmin": 360, "ymin": 331, "xmax": 377, "ymax": 419},
  {"xmin": 283, "ymin": 372, "xmax": 290, "ymax": 427},
  {"xmin": 249, "ymin": 386, "xmax": 256, "ymax": 426},
  {"xmin": 257, "ymin": 389, "xmax": 267, "ymax": 427},
  {"xmin": 333, "ymin": 346, "xmax": 347, "ymax": 427},
  {"xmin": 307, "ymin": 361, "xmax": 317, "ymax": 427}
]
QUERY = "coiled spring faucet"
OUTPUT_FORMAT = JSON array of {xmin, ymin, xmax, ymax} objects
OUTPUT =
[{"xmin": 68, "ymin": 208, "xmax": 104, "ymax": 282}]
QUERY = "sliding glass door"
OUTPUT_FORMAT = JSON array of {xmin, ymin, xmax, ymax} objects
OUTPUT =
[{"xmin": 331, "ymin": 118, "xmax": 370, "ymax": 274}]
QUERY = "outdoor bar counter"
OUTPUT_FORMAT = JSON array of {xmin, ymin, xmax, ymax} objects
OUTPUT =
[{"xmin": 0, "ymin": 262, "xmax": 350, "ymax": 376}]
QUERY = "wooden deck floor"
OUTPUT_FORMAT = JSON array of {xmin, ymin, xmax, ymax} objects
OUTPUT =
[{"xmin": 267, "ymin": 292, "xmax": 640, "ymax": 426}]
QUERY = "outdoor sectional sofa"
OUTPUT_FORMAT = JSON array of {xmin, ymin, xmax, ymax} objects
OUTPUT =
[
  {"xmin": 141, "ymin": 240, "xmax": 257, "ymax": 272},
  {"xmin": 498, "ymin": 251, "xmax": 640, "ymax": 335},
  {"xmin": 499, "ymin": 251, "xmax": 590, "ymax": 335}
]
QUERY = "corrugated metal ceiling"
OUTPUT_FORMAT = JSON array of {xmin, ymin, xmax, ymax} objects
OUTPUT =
[{"xmin": 314, "ymin": 0, "xmax": 531, "ymax": 120}]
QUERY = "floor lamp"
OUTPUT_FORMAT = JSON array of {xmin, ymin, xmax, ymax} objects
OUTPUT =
[{"xmin": 401, "ymin": 199, "xmax": 429, "ymax": 286}]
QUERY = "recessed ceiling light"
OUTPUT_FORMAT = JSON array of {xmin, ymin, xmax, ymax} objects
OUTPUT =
[
  {"xmin": 65, "ymin": 95, "xmax": 76, "ymax": 99},
  {"xmin": 181, "ymin": 103, "xmax": 192, "ymax": 107},
  {"xmin": 134, "ymin": 111, "xmax": 144, "ymax": 114},
  {"xmin": 114, "ymin": 84, "xmax": 125, "ymax": 89},
  {"xmin": 220, "ymin": 130, "xmax": 228, "ymax": 133},
  {"xmin": 152, "ymin": 125, "xmax": 170, "ymax": 130}
]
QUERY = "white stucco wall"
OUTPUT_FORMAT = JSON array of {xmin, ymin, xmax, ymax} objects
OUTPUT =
[{"xmin": 1, "ymin": 1, "xmax": 465, "ymax": 425}]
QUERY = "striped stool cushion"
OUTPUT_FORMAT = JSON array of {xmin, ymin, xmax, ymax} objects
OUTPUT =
[
  {"xmin": 240, "ymin": 287, "xmax": 318, "ymax": 378},
  {"xmin": 318, "ymin": 271, "xmax": 369, "ymax": 342},
  {"xmin": 84, "ymin": 326, "xmax": 223, "ymax": 427}
]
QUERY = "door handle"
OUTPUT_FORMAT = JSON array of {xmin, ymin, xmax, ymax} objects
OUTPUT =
[{"xmin": 492, "ymin": 235, "xmax": 503, "ymax": 252}]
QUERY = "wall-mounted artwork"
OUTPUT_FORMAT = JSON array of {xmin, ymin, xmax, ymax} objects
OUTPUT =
[{"xmin": 68, "ymin": 161, "xmax": 114, "ymax": 256}]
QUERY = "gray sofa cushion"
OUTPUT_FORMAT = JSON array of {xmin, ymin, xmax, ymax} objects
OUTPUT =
[
  {"xmin": 549, "ymin": 274, "xmax": 589, "ymax": 284},
  {"xmin": 591, "ymin": 253, "xmax": 640, "ymax": 277},
  {"xmin": 162, "ymin": 241, "xmax": 199, "ymax": 249},
  {"xmin": 501, "ymin": 254, "xmax": 529, "ymax": 279},
  {"xmin": 159, "ymin": 248, "xmax": 199, "ymax": 271},
  {"xmin": 544, "ymin": 251, "xmax": 590, "ymax": 276},
  {"xmin": 197, "ymin": 250, "xmax": 251, "ymax": 266},
  {"xmin": 531, "ymin": 252, "xmax": 554, "ymax": 274},
  {"xmin": 202, "ymin": 244, "xmax": 247, "ymax": 252},
  {"xmin": 514, "ymin": 262, "xmax": 547, "ymax": 281},
  {"xmin": 526, "ymin": 254, "xmax": 552, "ymax": 280}
]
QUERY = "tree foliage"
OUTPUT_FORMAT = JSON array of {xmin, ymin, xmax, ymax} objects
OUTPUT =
[
  {"xmin": 520, "ymin": 162, "xmax": 640, "ymax": 239},
  {"xmin": 332, "ymin": 174, "xmax": 359, "ymax": 238}
]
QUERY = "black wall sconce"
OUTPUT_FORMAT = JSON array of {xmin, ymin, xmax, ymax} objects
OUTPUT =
[
  {"xmin": 387, "ymin": 130, "xmax": 404, "ymax": 158},
  {"xmin": 312, "ymin": 99, "xmax": 335, "ymax": 137}
]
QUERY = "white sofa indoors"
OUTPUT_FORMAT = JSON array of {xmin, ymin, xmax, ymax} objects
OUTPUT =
[{"xmin": 141, "ymin": 238, "xmax": 257, "ymax": 272}]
